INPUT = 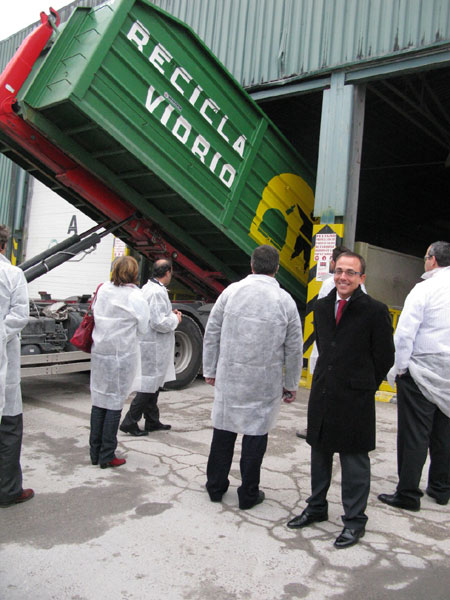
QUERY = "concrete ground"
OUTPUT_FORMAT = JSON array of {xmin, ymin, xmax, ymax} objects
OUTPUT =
[{"xmin": 0, "ymin": 375, "xmax": 449, "ymax": 600}]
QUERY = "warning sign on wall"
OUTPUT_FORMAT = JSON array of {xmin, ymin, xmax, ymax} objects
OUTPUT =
[{"xmin": 314, "ymin": 233, "xmax": 337, "ymax": 280}]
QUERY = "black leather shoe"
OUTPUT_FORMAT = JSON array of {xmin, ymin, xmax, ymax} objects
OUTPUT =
[
  {"xmin": 378, "ymin": 492, "xmax": 420, "ymax": 511},
  {"xmin": 208, "ymin": 494, "xmax": 223, "ymax": 503},
  {"xmin": 239, "ymin": 490, "xmax": 265, "ymax": 510},
  {"xmin": 295, "ymin": 429, "xmax": 307, "ymax": 439},
  {"xmin": 334, "ymin": 527, "xmax": 365, "ymax": 548},
  {"xmin": 426, "ymin": 489, "xmax": 449, "ymax": 506},
  {"xmin": 119, "ymin": 424, "xmax": 148, "ymax": 437},
  {"xmin": 287, "ymin": 510, "xmax": 328, "ymax": 529},
  {"xmin": 145, "ymin": 422, "xmax": 171, "ymax": 431}
]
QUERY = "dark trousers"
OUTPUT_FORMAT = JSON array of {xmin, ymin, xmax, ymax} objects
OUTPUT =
[
  {"xmin": 89, "ymin": 406, "xmax": 122, "ymax": 465},
  {"xmin": 396, "ymin": 372, "xmax": 450, "ymax": 503},
  {"xmin": 0, "ymin": 414, "xmax": 23, "ymax": 504},
  {"xmin": 206, "ymin": 427, "xmax": 268, "ymax": 508},
  {"xmin": 307, "ymin": 446, "xmax": 370, "ymax": 530},
  {"xmin": 121, "ymin": 391, "xmax": 160, "ymax": 429}
]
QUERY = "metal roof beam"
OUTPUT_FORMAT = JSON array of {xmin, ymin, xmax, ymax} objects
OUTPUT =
[
  {"xmin": 248, "ymin": 76, "xmax": 330, "ymax": 102},
  {"xmin": 345, "ymin": 49, "xmax": 450, "ymax": 84}
]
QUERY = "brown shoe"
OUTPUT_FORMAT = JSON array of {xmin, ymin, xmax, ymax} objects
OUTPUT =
[{"xmin": 0, "ymin": 488, "xmax": 34, "ymax": 507}]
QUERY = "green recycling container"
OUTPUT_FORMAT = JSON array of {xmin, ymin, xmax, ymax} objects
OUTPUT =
[{"xmin": 18, "ymin": 0, "xmax": 315, "ymax": 304}]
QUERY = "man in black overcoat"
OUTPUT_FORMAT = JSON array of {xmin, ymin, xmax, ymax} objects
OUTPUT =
[{"xmin": 287, "ymin": 251, "xmax": 394, "ymax": 548}]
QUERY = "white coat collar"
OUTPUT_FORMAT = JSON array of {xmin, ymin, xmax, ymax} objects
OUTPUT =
[
  {"xmin": 421, "ymin": 265, "xmax": 450, "ymax": 280},
  {"xmin": 150, "ymin": 278, "xmax": 165, "ymax": 287},
  {"xmin": 247, "ymin": 273, "xmax": 280, "ymax": 286}
]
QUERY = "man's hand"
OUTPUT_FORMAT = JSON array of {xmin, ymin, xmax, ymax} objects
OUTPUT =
[
  {"xmin": 282, "ymin": 388, "xmax": 296, "ymax": 403},
  {"xmin": 205, "ymin": 377, "xmax": 215, "ymax": 386},
  {"xmin": 173, "ymin": 309, "xmax": 182, "ymax": 323}
]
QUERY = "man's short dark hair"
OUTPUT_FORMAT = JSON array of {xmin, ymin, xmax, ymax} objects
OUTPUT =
[
  {"xmin": 335, "ymin": 251, "xmax": 366, "ymax": 275},
  {"xmin": 428, "ymin": 241, "xmax": 450, "ymax": 267},
  {"xmin": 251, "ymin": 245, "xmax": 279, "ymax": 275},
  {"xmin": 153, "ymin": 259, "xmax": 172, "ymax": 279},
  {"xmin": 0, "ymin": 225, "xmax": 10, "ymax": 250},
  {"xmin": 332, "ymin": 245, "xmax": 351, "ymax": 262}
]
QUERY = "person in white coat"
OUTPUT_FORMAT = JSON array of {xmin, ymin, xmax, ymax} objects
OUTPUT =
[
  {"xmin": 90, "ymin": 256, "xmax": 149, "ymax": 469},
  {"xmin": 379, "ymin": 241, "xmax": 450, "ymax": 510},
  {"xmin": 120, "ymin": 259, "xmax": 182, "ymax": 436},
  {"xmin": 203, "ymin": 245, "xmax": 303, "ymax": 509},
  {"xmin": 0, "ymin": 319, "xmax": 6, "ymax": 421},
  {"xmin": 0, "ymin": 225, "xmax": 32, "ymax": 508}
]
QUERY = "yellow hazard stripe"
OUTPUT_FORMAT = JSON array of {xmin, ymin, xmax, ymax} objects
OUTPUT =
[
  {"xmin": 11, "ymin": 237, "xmax": 19, "ymax": 266},
  {"xmin": 302, "ymin": 224, "xmax": 344, "ymax": 386}
]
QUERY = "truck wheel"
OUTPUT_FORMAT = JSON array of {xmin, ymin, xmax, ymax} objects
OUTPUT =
[
  {"xmin": 21, "ymin": 344, "xmax": 42, "ymax": 355},
  {"xmin": 166, "ymin": 314, "xmax": 203, "ymax": 390}
]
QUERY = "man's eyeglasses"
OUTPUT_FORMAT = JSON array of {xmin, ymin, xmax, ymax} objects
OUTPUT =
[
  {"xmin": 334, "ymin": 268, "xmax": 362, "ymax": 277},
  {"xmin": 424, "ymin": 255, "xmax": 433, "ymax": 261}
]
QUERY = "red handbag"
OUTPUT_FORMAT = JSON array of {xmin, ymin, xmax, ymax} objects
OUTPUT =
[{"xmin": 70, "ymin": 284, "xmax": 102, "ymax": 353}]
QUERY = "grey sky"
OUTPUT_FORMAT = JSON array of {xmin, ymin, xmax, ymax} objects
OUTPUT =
[{"xmin": 0, "ymin": 1, "xmax": 62, "ymax": 42}]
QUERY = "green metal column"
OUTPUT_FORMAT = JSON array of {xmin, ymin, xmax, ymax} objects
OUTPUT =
[{"xmin": 313, "ymin": 72, "xmax": 366, "ymax": 247}]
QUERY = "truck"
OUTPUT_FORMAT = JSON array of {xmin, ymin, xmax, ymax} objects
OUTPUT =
[{"xmin": 0, "ymin": 0, "xmax": 315, "ymax": 388}]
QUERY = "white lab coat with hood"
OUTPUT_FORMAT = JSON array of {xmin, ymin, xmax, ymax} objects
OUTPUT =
[
  {"xmin": 0, "ymin": 320, "xmax": 6, "ymax": 420},
  {"xmin": 203, "ymin": 274, "xmax": 303, "ymax": 436},
  {"xmin": 0, "ymin": 254, "xmax": 29, "ymax": 418},
  {"xmin": 91, "ymin": 282, "xmax": 149, "ymax": 410},
  {"xmin": 134, "ymin": 279, "xmax": 179, "ymax": 393},
  {"xmin": 387, "ymin": 265, "xmax": 450, "ymax": 417}
]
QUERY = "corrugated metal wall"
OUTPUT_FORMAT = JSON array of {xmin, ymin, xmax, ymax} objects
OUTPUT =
[
  {"xmin": 0, "ymin": 156, "xmax": 13, "ymax": 224},
  {"xmin": 152, "ymin": 0, "xmax": 450, "ymax": 87},
  {"xmin": 1, "ymin": 0, "xmax": 449, "ymax": 96},
  {"xmin": 5, "ymin": 1, "xmax": 447, "ymax": 85}
]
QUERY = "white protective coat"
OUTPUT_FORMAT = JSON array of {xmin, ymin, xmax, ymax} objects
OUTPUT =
[
  {"xmin": 133, "ymin": 279, "xmax": 179, "ymax": 393},
  {"xmin": 91, "ymin": 282, "xmax": 149, "ymax": 410},
  {"xmin": 387, "ymin": 266, "xmax": 450, "ymax": 417},
  {"xmin": 0, "ymin": 254, "xmax": 29, "ymax": 417},
  {"xmin": 0, "ymin": 319, "xmax": 6, "ymax": 420},
  {"xmin": 203, "ymin": 274, "xmax": 303, "ymax": 436}
]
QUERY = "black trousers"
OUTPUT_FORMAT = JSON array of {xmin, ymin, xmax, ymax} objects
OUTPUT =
[
  {"xmin": 206, "ymin": 427, "xmax": 268, "ymax": 508},
  {"xmin": 89, "ymin": 406, "xmax": 122, "ymax": 465},
  {"xmin": 306, "ymin": 446, "xmax": 370, "ymax": 530},
  {"xmin": 396, "ymin": 372, "xmax": 450, "ymax": 503},
  {"xmin": 121, "ymin": 391, "xmax": 160, "ymax": 429},
  {"xmin": 0, "ymin": 414, "xmax": 23, "ymax": 504}
]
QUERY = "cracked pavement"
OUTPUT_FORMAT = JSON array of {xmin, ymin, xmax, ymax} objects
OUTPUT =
[{"xmin": 0, "ymin": 374, "xmax": 449, "ymax": 599}]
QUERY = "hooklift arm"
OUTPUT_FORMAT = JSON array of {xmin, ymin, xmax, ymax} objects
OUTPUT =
[
  {"xmin": 18, "ymin": 221, "xmax": 109, "ymax": 272},
  {"xmin": 20, "ymin": 216, "xmax": 134, "ymax": 283},
  {"xmin": 0, "ymin": 9, "xmax": 225, "ymax": 300}
]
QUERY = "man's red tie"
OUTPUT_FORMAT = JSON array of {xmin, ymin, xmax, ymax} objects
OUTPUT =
[{"xmin": 336, "ymin": 299, "xmax": 347, "ymax": 325}]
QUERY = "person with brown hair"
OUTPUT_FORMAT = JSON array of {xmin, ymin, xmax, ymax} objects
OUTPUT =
[{"xmin": 89, "ymin": 256, "xmax": 149, "ymax": 469}]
